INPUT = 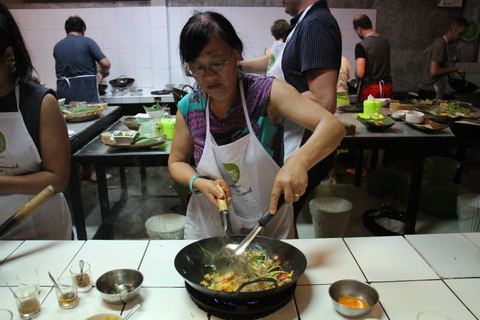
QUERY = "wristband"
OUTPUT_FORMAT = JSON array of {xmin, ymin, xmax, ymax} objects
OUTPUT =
[{"xmin": 189, "ymin": 175, "xmax": 209, "ymax": 194}]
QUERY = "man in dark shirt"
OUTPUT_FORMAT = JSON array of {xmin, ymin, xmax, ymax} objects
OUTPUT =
[
  {"xmin": 54, "ymin": 16, "xmax": 110, "ymax": 104},
  {"xmin": 239, "ymin": 0, "xmax": 342, "ymax": 229},
  {"xmin": 353, "ymin": 14, "xmax": 392, "ymax": 102},
  {"xmin": 419, "ymin": 16, "xmax": 469, "ymax": 100},
  {"xmin": 280, "ymin": 0, "xmax": 342, "ymax": 228}
]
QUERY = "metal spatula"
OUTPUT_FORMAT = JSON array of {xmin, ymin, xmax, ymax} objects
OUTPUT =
[{"xmin": 213, "ymin": 195, "xmax": 285, "ymax": 274}]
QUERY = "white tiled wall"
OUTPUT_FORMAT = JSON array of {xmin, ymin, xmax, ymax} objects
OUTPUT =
[{"xmin": 11, "ymin": 6, "xmax": 376, "ymax": 91}]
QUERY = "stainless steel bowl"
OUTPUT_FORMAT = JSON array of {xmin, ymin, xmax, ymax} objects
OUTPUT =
[
  {"xmin": 329, "ymin": 279, "xmax": 379, "ymax": 318},
  {"xmin": 96, "ymin": 269, "xmax": 143, "ymax": 304},
  {"xmin": 131, "ymin": 88, "xmax": 143, "ymax": 96}
]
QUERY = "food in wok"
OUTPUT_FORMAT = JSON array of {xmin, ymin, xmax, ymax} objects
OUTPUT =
[{"xmin": 199, "ymin": 246, "xmax": 293, "ymax": 292}]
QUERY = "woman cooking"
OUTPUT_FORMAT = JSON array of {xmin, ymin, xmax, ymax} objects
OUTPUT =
[
  {"xmin": 0, "ymin": 3, "xmax": 72, "ymax": 240},
  {"xmin": 168, "ymin": 11, "xmax": 344, "ymax": 240}
]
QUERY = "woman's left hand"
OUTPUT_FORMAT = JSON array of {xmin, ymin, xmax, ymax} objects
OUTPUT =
[{"xmin": 269, "ymin": 160, "xmax": 308, "ymax": 214}]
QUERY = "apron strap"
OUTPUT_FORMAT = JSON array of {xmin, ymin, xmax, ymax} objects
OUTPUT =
[{"xmin": 57, "ymin": 74, "xmax": 96, "ymax": 88}]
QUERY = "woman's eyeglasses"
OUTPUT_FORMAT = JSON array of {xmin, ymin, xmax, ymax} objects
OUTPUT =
[{"xmin": 187, "ymin": 51, "xmax": 234, "ymax": 77}]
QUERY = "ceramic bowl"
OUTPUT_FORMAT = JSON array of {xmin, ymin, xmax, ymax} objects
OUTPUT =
[
  {"xmin": 329, "ymin": 279, "xmax": 379, "ymax": 318},
  {"xmin": 85, "ymin": 313, "xmax": 123, "ymax": 320},
  {"xmin": 131, "ymin": 89, "xmax": 143, "ymax": 96},
  {"xmin": 96, "ymin": 269, "xmax": 143, "ymax": 304},
  {"xmin": 406, "ymin": 111, "xmax": 425, "ymax": 124},
  {"xmin": 112, "ymin": 131, "xmax": 139, "ymax": 145}
]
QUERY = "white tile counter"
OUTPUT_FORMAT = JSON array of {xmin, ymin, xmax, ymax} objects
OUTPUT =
[
  {"xmin": 405, "ymin": 234, "xmax": 480, "ymax": 278},
  {"xmin": 0, "ymin": 234, "xmax": 478, "ymax": 320},
  {"xmin": 100, "ymin": 88, "xmax": 174, "ymax": 105}
]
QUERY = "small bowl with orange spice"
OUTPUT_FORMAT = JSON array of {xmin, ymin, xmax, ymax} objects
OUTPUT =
[{"xmin": 329, "ymin": 279, "xmax": 379, "ymax": 318}]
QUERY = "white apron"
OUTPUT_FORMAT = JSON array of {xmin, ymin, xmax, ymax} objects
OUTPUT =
[
  {"xmin": 266, "ymin": 5, "xmax": 313, "ymax": 163},
  {"xmin": 433, "ymin": 36, "xmax": 451, "ymax": 100},
  {"xmin": 0, "ymin": 86, "xmax": 72, "ymax": 240},
  {"xmin": 184, "ymin": 80, "xmax": 294, "ymax": 240}
]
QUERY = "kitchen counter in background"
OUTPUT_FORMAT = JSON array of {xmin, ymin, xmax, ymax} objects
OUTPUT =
[
  {"xmin": 0, "ymin": 234, "xmax": 479, "ymax": 319},
  {"xmin": 100, "ymin": 88, "xmax": 176, "ymax": 116}
]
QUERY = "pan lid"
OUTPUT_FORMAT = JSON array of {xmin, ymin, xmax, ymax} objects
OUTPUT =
[{"xmin": 464, "ymin": 20, "xmax": 479, "ymax": 42}]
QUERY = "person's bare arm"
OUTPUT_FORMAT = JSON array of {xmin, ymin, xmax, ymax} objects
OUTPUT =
[
  {"xmin": 239, "ymin": 55, "xmax": 270, "ymax": 75},
  {"xmin": 430, "ymin": 60, "xmax": 465, "ymax": 78},
  {"xmin": 355, "ymin": 57, "xmax": 366, "ymax": 80},
  {"xmin": 98, "ymin": 57, "xmax": 111, "ymax": 78},
  {"xmin": 302, "ymin": 68, "xmax": 338, "ymax": 114},
  {"xmin": 0, "ymin": 93, "xmax": 71, "ymax": 194}
]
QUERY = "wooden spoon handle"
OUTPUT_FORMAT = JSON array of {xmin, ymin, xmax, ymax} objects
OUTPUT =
[
  {"xmin": 215, "ymin": 180, "xmax": 228, "ymax": 211},
  {"xmin": 13, "ymin": 185, "xmax": 56, "ymax": 222}
]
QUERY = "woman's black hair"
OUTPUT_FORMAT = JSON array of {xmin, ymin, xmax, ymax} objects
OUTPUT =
[
  {"xmin": 0, "ymin": 2, "xmax": 34, "ymax": 81},
  {"xmin": 179, "ymin": 11, "xmax": 243, "ymax": 66},
  {"xmin": 65, "ymin": 16, "xmax": 86, "ymax": 34}
]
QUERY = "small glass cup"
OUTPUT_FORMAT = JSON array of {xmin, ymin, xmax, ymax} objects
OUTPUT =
[
  {"xmin": 54, "ymin": 276, "xmax": 79, "ymax": 309},
  {"xmin": 16, "ymin": 269, "xmax": 40, "ymax": 294},
  {"xmin": 70, "ymin": 262, "xmax": 93, "ymax": 292},
  {"xmin": 14, "ymin": 285, "xmax": 40, "ymax": 319},
  {"xmin": 0, "ymin": 309, "xmax": 13, "ymax": 320}
]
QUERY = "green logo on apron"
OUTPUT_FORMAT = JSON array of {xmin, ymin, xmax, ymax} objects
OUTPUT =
[
  {"xmin": 0, "ymin": 131, "xmax": 5, "ymax": 153},
  {"xmin": 223, "ymin": 163, "xmax": 240, "ymax": 183}
]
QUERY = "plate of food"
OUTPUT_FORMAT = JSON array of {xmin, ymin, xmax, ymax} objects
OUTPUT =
[
  {"xmin": 105, "ymin": 135, "xmax": 167, "ymax": 150},
  {"xmin": 415, "ymin": 101, "xmax": 474, "ymax": 123},
  {"xmin": 404, "ymin": 118, "xmax": 448, "ymax": 132},
  {"xmin": 356, "ymin": 114, "xmax": 395, "ymax": 131}
]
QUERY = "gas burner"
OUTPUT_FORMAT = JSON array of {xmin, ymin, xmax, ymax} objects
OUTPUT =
[{"xmin": 185, "ymin": 282, "xmax": 296, "ymax": 320}]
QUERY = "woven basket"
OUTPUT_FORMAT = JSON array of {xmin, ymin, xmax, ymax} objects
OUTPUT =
[
  {"xmin": 91, "ymin": 103, "xmax": 108, "ymax": 111},
  {"xmin": 123, "ymin": 117, "xmax": 141, "ymax": 130},
  {"xmin": 64, "ymin": 108, "xmax": 104, "ymax": 122}
]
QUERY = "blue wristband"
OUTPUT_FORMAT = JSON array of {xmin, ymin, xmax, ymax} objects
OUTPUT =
[{"xmin": 189, "ymin": 175, "xmax": 209, "ymax": 194}]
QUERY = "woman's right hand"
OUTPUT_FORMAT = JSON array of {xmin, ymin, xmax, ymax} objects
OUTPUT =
[{"xmin": 195, "ymin": 178, "xmax": 232, "ymax": 207}]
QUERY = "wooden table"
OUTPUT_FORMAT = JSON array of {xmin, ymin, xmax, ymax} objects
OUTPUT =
[
  {"xmin": 1, "ymin": 234, "xmax": 479, "ymax": 319},
  {"xmin": 70, "ymin": 117, "xmax": 171, "ymax": 239},
  {"xmin": 336, "ymin": 112, "xmax": 460, "ymax": 234},
  {"xmin": 67, "ymin": 107, "xmax": 123, "ymax": 240}
]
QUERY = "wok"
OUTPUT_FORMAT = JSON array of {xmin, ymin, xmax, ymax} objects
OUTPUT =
[
  {"xmin": 109, "ymin": 76, "xmax": 135, "ymax": 88},
  {"xmin": 448, "ymin": 76, "xmax": 479, "ymax": 94},
  {"xmin": 174, "ymin": 235, "xmax": 307, "ymax": 302}
]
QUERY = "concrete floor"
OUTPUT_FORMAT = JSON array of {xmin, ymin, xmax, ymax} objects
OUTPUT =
[{"xmin": 74, "ymin": 147, "xmax": 480, "ymax": 240}]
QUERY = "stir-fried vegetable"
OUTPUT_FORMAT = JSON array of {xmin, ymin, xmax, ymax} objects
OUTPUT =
[{"xmin": 198, "ymin": 244, "xmax": 293, "ymax": 292}]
